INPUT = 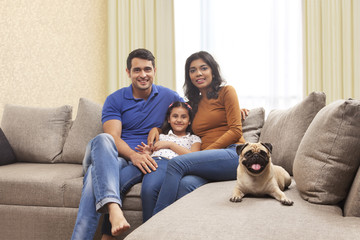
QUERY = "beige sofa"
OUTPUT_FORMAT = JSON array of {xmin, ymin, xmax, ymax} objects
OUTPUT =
[{"xmin": 1, "ymin": 92, "xmax": 360, "ymax": 240}]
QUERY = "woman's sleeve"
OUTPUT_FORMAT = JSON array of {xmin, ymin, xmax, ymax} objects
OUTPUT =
[{"xmin": 206, "ymin": 86, "xmax": 244, "ymax": 150}]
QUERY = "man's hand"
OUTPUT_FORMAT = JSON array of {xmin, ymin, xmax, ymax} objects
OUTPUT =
[{"xmin": 129, "ymin": 151, "xmax": 158, "ymax": 174}]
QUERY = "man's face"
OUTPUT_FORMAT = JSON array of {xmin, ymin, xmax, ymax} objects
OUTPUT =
[{"xmin": 127, "ymin": 58, "xmax": 156, "ymax": 92}]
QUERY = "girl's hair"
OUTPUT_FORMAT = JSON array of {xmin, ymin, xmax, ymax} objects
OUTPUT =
[
  {"xmin": 160, "ymin": 101, "xmax": 193, "ymax": 134},
  {"xmin": 183, "ymin": 51, "xmax": 226, "ymax": 116}
]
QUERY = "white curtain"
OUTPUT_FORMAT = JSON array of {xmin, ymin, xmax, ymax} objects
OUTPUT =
[
  {"xmin": 303, "ymin": 0, "xmax": 360, "ymax": 103},
  {"xmin": 174, "ymin": 0, "xmax": 303, "ymax": 113},
  {"xmin": 108, "ymin": 0, "xmax": 176, "ymax": 94}
]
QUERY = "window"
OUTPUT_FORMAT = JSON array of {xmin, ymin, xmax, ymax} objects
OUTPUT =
[{"xmin": 175, "ymin": 0, "xmax": 303, "ymax": 114}]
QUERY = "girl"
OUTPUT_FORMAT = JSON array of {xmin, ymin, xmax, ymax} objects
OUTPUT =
[
  {"xmin": 150, "ymin": 51, "xmax": 247, "ymax": 216},
  {"xmin": 136, "ymin": 101, "xmax": 201, "ymax": 222}
]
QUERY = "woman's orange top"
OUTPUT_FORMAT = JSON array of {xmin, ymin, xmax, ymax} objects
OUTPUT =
[{"xmin": 192, "ymin": 85, "xmax": 245, "ymax": 150}]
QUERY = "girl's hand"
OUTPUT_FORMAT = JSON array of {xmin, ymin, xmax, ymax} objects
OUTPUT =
[
  {"xmin": 153, "ymin": 141, "xmax": 172, "ymax": 151},
  {"xmin": 135, "ymin": 142, "xmax": 152, "ymax": 155},
  {"xmin": 147, "ymin": 127, "xmax": 161, "ymax": 146}
]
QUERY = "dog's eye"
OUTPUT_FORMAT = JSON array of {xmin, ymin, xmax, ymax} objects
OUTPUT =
[
  {"xmin": 244, "ymin": 151, "xmax": 253, "ymax": 158},
  {"xmin": 259, "ymin": 150, "xmax": 268, "ymax": 157}
]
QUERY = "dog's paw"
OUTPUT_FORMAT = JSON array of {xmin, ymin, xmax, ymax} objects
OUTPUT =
[
  {"xmin": 281, "ymin": 198, "xmax": 294, "ymax": 206},
  {"xmin": 229, "ymin": 196, "xmax": 243, "ymax": 202}
]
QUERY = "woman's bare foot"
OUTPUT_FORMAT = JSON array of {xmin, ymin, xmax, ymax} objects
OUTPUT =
[{"xmin": 108, "ymin": 203, "xmax": 130, "ymax": 236}]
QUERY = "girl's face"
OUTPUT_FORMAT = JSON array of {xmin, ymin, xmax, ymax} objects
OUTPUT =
[
  {"xmin": 168, "ymin": 106, "xmax": 190, "ymax": 136},
  {"xmin": 189, "ymin": 58, "xmax": 213, "ymax": 93}
]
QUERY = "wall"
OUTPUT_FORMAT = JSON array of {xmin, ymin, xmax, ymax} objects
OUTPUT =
[{"xmin": 0, "ymin": 0, "xmax": 108, "ymax": 121}]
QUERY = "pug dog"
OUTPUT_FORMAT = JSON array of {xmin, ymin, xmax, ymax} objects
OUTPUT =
[{"xmin": 230, "ymin": 142, "xmax": 293, "ymax": 205}]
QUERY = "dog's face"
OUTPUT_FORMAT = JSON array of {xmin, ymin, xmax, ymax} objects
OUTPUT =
[{"xmin": 236, "ymin": 142, "xmax": 272, "ymax": 175}]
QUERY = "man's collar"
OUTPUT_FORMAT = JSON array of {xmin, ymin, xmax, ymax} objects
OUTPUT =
[{"xmin": 124, "ymin": 84, "xmax": 159, "ymax": 100}]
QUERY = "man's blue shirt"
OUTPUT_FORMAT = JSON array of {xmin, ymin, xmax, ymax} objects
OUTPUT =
[{"xmin": 102, "ymin": 84, "xmax": 183, "ymax": 150}]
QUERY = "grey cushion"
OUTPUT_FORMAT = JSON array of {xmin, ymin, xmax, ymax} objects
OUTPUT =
[
  {"xmin": 61, "ymin": 98, "xmax": 103, "ymax": 164},
  {"xmin": 1, "ymin": 104, "xmax": 72, "ymax": 163},
  {"xmin": 242, "ymin": 107, "xmax": 265, "ymax": 143},
  {"xmin": 293, "ymin": 99, "xmax": 360, "ymax": 205},
  {"xmin": 344, "ymin": 166, "xmax": 360, "ymax": 217},
  {"xmin": 0, "ymin": 128, "xmax": 16, "ymax": 165},
  {"xmin": 259, "ymin": 92, "xmax": 326, "ymax": 175}
]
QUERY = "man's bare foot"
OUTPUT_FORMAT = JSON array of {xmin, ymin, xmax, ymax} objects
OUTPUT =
[
  {"xmin": 101, "ymin": 234, "xmax": 116, "ymax": 240},
  {"xmin": 108, "ymin": 203, "xmax": 130, "ymax": 236}
]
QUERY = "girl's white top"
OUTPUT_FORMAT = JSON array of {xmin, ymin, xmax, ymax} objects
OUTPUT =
[{"xmin": 151, "ymin": 130, "xmax": 201, "ymax": 159}]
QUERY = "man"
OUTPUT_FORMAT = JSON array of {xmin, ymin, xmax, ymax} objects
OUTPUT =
[{"xmin": 71, "ymin": 48, "xmax": 183, "ymax": 240}]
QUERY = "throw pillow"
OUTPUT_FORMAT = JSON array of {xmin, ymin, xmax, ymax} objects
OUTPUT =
[
  {"xmin": 61, "ymin": 98, "xmax": 103, "ymax": 164},
  {"xmin": 1, "ymin": 104, "xmax": 72, "ymax": 163},
  {"xmin": 344, "ymin": 166, "xmax": 360, "ymax": 217},
  {"xmin": 242, "ymin": 107, "xmax": 265, "ymax": 143},
  {"xmin": 0, "ymin": 128, "xmax": 16, "ymax": 165},
  {"xmin": 259, "ymin": 91, "xmax": 326, "ymax": 175},
  {"xmin": 293, "ymin": 99, "xmax": 360, "ymax": 204}
]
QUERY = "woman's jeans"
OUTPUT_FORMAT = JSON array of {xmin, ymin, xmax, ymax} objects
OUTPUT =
[
  {"xmin": 153, "ymin": 145, "xmax": 239, "ymax": 215},
  {"xmin": 71, "ymin": 133, "xmax": 143, "ymax": 240}
]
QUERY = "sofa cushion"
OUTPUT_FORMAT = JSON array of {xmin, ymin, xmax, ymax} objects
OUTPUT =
[
  {"xmin": 259, "ymin": 91, "xmax": 326, "ymax": 175},
  {"xmin": 63, "ymin": 174, "xmax": 142, "ymax": 211},
  {"xmin": 344, "ymin": 166, "xmax": 360, "ymax": 217},
  {"xmin": 0, "ymin": 128, "xmax": 16, "ymax": 165},
  {"xmin": 0, "ymin": 163, "xmax": 83, "ymax": 207},
  {"xmin": 242, "ymin": 107, "xmax": 265, "ymax": 143},
  {"xmin": 293, "ymin": 99, "xmax": 360, "ymax": 205},
  {"xmin": 61, "ymin": 98, "xmax": 103, "ymax": 164},
  {"xmin": 1, "ymin": 104, "xmax": 72, "ymax": 163},
  {"xmin": 124, "ymin": 180, "xmax": 360, "ymax": 240}
]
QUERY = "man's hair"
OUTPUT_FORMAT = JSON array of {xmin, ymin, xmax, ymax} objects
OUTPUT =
[{"xmin": 126, "ymin": 48, "xmax": 156, "ymax": 70}]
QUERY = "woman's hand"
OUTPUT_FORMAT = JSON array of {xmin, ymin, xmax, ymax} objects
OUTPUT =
[
  {"xmin": 240, "ymin": 108, "xmax": 250, "ymax": 120},
  {"xmin": 147, "ymin": 127, "xmax": 161, "ymax": 146}
]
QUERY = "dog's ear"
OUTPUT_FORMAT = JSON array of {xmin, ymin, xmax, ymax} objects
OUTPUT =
[
  {"xmin": 236, "ymin": 143, "xmax": 249, "ymax": 155},
  {"xmin": 261, "ymin": 142, "xmax": 272, "ymax": 153}
]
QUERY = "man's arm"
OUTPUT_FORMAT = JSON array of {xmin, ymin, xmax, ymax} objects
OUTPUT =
[{"xmin": 103, "ymin": 119, "xmax": 158, "ymax": 174}]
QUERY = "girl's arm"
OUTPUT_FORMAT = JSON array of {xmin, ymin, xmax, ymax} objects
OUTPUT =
[{"xmin": 153, "ymin": 140, "xmax": 201, "ymax": 155}]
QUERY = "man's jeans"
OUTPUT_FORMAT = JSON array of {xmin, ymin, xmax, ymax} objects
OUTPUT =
[{"xmin": 71, "ymin": 133, "xmax": 142, "ymax": 240}]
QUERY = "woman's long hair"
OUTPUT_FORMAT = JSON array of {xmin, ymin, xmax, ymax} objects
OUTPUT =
[
  {"xmin": 160, "ymin": 101, "xmax": 194, "ymax": 134},
  {"xmin": 183, "ymin": 51, "xmax": 226, "ymax": 116}
]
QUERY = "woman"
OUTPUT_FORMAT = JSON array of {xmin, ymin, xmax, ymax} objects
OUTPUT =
[{"xmin": 150, "ymin": 51, "xmax": 247, "ymax": 215}]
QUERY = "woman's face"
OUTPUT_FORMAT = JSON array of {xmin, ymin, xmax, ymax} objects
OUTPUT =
[{"xmin": 189, "ymin": 59, "xmax": 213, "ymax": 92}]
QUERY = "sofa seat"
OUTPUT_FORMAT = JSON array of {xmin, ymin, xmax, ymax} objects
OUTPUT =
[
  {"xmin": 0, "ymin": 163, "xmax": 83, "ymax": 207},
  {"xmin": 0, "ymin": 162, "xmax": 144, "ymax": 240},
  {"xmin": 0, "ymin": 162, "xmax": 143, "ymax": 210},
  {"xmin": 125, "ymin": 180, "xmax": 360, "ymax": 240}
]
